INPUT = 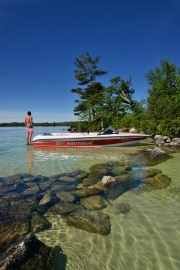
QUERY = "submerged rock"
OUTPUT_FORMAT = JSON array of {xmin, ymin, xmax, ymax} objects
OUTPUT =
[
  {"xmin": 104, "ymin": 182, "xmax": 129, "ymax": 200},
  {"xmin": 0, "ymin": 206, "xmax": 31, "ymax": 255},
  {"xmin": 73, "ymin": 188, "xmax": 102, "ymax": 198},
  {"xmin": 135, "ymin": 148, "xmax": 172, "ymax": 166},
  {"xmin": 31, "ymin": 214, "xmax": 51, "ymax": 233},
  {"xmin": 55, "ymin": 170, "xmax": 88, "ymax": 181},
  {"xmin": 143, "ymin": 174, "xmax": 171, "ymax": 188},
  {"xmin": 0, "ymin": 233, "xmax": 55, "ymax": 270},
  {"xmin": 50, "ymin": 181, "xmax": 78, "ymax": 192},
  {"xmin": 114, "ymin": 203, "xmax": 131, "ymax": 214},
  {"xmin": 58, "ymin": 176, "xmax": 78, "ymax": 183},
  {"xmin": 66, "ymin": 209, "xmax": 111, "ymax": 235},
  {"xmin": 88, "ymin": 167, "xmax": 111, "ymax": 179},
  {"xmin": 23, "ymin": 185, "xmax": 40, "ymax": 195},
  {"xmin": 114, "ymin": 174, "xmax": 131, "ymax": 183},
  {"xmin": 111, "ymin": 165, "xmax": 131, "ymax": 176},
  {"xmin": 45, "ymin": 202, "xmax": 85, "ymax": 217},
  {"xmin": 81, "ymin": 177, "xmax": 100, "ymax": 186},
  {"xmin": 80, "ymin": 195, "xmax": 107, "ymax": 210},
  {"xmin": 39, "ymin": 191, "xmax": 59, "ymax": 207},
  {"xmin": 56, "ymin": 191, "xmax": 78, "ymax": 203},
  {"xmin": 129, "ymin": 169, "xmax": 162, "ymax": 181}
]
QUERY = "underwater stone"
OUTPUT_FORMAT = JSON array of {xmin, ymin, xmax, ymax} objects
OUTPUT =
[
  {"xmin": 31, "ymin": 213, "xmax": 51, "ymax": 233},
  {"xmin": 66, "ymin": 209, "xmax": 111, "ymax": 235},
  {"xmin": 39, "ymin": 191, "xmax": 59, "ymax": 207},
  {"xmin": 80, "ymin": 195, "xmax": 107, "ymax": 210},
  {"xmin": 114, "ymin": 174, "xmax": 131, "ymax": 183},
  {"xmin": 74, "ymin": 171, "xmax": 88, "ymax": 180},
  {"xmin": 45, "ymin": 202, "xmax": 85, "ymax": 217},
  {"xmin": 88, "ymin": 168, "xmax": 110, "ymax": 179},
  {"xmin": 134, "ymin": 148, "xmax": 172, "ymax": 166},
  {"xmin": 111, "ymin": 166, "xmax": 131, "ymax": 176},
  {"xmin": 104, "ymin": 183, "xmax": 129, "ymax": 200},
  {"xmin": 143, "ymin": 174, "xmax": 171, "ymax": 188},
  {"xmin": 58, "ymin": 176, "xmax": 78, "ymax": 183},
  {"xmin": 23, "ymin": 185, "xmax": 40, "ymax": 195},
  {"xmin": 73, "ymin": 188, "xmax": 101, "ymax": 198},
  {"xmin": 56, "ymin": 191, "xmax": 78, "ymax": 203},
  {"xmin": 81, "ymin": 177, "xmax": 100, "ymax": 187},
  {"xmin": 0, "ymin": 205, "xmax": 31, "ymax": 255},
  {"xmin": 0, "ymin": 232, "xmax": 55, "ymax": 270},
  {"xmin": 114, "ymin": 203, "xmax": 131, "ymax": 214}
]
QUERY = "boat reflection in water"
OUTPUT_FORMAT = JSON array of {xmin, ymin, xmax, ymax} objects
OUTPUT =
[{"xmin": 32, "ymin": 145, "xmax": 139, "ymax": 162}]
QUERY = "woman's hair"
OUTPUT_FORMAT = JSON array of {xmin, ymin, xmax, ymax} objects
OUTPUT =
[{"xmin": 27, "ymin": 111, "xmax": 31, "ymax": 115}]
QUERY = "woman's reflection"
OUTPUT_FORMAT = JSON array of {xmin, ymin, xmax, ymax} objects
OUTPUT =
[{"xmin": 27, "ymin": 145, "xmax": 34, "ymax": 175}]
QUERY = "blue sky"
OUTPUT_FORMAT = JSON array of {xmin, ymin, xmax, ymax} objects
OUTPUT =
[{"xmin": 0, "ymin": 0, "xmax": 180, "ymax": 123}]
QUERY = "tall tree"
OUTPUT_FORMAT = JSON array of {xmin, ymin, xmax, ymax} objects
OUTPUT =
[
  {"xmin": 145, "ymin": 59, "xmax": 180, "ymax": 136},
  {"xmin": 71, "ymin": 53, "xmax": 108, "ymax": 119},
  {"xmin": 102, "ymin": 76, "xmax": 135, "ymax": 125}
]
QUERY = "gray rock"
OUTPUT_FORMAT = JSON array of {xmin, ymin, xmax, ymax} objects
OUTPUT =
[
  {"xmin": 171, "ymin": 138, "xmax": 180, "ymax": 146},
  {"xmin": 129, "ymin": 128, "xmax": 137, "ymax": 133}
]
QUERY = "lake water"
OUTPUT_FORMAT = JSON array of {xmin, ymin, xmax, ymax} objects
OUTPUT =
[{"xmin": 1, "ymin": 127, "xmax": 180, "ymax": 270}]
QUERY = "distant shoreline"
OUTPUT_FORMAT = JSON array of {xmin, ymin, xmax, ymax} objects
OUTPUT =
[{"xmin": 0, "ymin": 122, "xmax": 73, "ymax": 127}]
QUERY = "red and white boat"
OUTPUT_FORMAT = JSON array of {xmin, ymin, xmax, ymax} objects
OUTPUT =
[{"xmin": 32, "ymin": 126, "xmax": 150, "ymax": 148}]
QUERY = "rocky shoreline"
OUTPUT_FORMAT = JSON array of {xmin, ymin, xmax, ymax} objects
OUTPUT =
[
  {"xmin": 153, "ymin": 135, "xmax": 180, "ymax": 147},
  {"xmin": 0, "ymin": 147, "xmax": 174, "ymax": 269}
]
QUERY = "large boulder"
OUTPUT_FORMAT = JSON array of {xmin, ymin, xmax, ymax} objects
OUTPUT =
[
  {"xmin": 66, "ymin": 209, "xmax": 111, "ymax": 235},
  {"xmin": 143, "ymin": 174, "xmax": 171, "ymax": 188},
  {"xmin": 171, "ymin": 138, "xmax": 180, "ymax": 146},
  {"xmin": 0, "ymin": 233, "xmax": 55, "ymax": 270},
  {"xmin": 0, "ymin": 205, "xmax": 31, "ymax": 255}
]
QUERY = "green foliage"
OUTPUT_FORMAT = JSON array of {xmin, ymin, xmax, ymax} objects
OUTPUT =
[
  {"xmin": 73, "ymin": 52, "xmax": 108, "ymax": 86},
  {"xmin": 70, "ymin": 57, "xmax": 180, "ymax": 138},
  {"xmin": 71, "ymin": 53, "xmax": 108, "ymax": 121},
  {"xmin": 145, "ymin": 59, "xmax": 180, "ymax": 137}
]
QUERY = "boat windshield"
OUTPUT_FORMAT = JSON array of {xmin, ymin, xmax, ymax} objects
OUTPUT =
[{"xmin": 97, "ymin": 125, "xmax": 118, "ymax": 135}]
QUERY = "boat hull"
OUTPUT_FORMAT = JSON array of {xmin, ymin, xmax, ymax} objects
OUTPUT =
[{"xmin": 32, "ymin": 134, "xmax": 149, "ymax": 147}]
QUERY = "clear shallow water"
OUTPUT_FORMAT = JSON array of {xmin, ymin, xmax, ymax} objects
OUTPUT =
[
  {"xmin": 1, "ymin": 127, "xmax": 180, "ymax": 270},
  {"xmin": 0, "ymin": 127, "xmax": 140, "ymax": 177}
]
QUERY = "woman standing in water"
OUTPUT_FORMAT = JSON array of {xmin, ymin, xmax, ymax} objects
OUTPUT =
[{"xmin": 24, "ymin": 111, "xmax": 34, "ymax": 145}]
